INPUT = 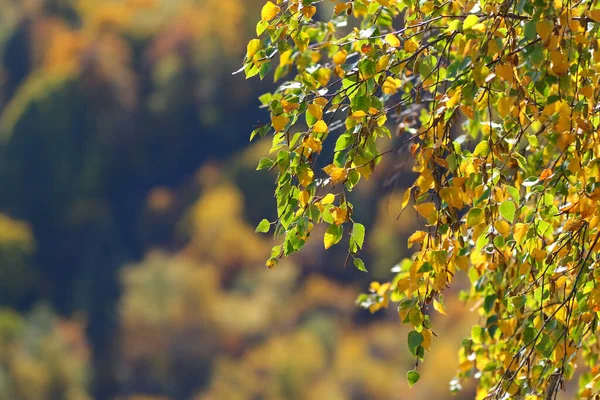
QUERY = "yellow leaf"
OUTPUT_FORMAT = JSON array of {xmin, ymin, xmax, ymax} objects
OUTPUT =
[
  {"xmin": 531, "ymin": 248, "xmax": 546, "ymax": 261},
  {"xmin": 376, "ymin": 54, "xmax": 390, "ymax": 72},
  {"xmin": 302, "ymin": 5, "xmax": 317, "ymax": 19},
  {"xmin": 313, "ymin": 119, "xmax": 329, "ymax": 133},
  {"xmin": 407, "ymin": 230, "xmax": 427, "ymax": 248},
  {"xmin": 536, "ymin": 21, "xmax": 553, "ymax": 42},
  {"xmin": 334, "ymin": 3, "xmax": 348, "ymax": 15},
  {"xmin": 385, "ymin": 33, "xmax": 400, "ymax": 48},
  {"xmin": 396, "ymin": 278, "xmax": 410, "ymax": 293},
  {"xmin": 293, "ymin": 31, "xmax": 310, "ymax": 52},
  {"xmin": 454, "ymin": 256, "xmax": 469, "ymax": 271},
  {"xmin": 322, "ymin": 193, "xmax": 335, "ymax": 205},
  {"xmin": 381, "ymin": 76, "xmax": 397, "ymax": 95},
  {"xmin": 350, "ymin": 110, "xmax": 367, "ymax": 119},
  {"xmin": 298, "ymin": 167, "xmax": 314, "ymax": 187},
  {"xmin": 514, "ymin": 223, "xmax": 528, "ymax": 244},
  {"xmin": 314, "ymin": 97, "xmax": 328, "ymax": 108},
  {"xmin": 271, "ymin": 115, "xmax": 289, "ymax": 131},
  {"xmin": 495, "ymin": 63, "xmax": 513, "ymax": 81},
  {"xmin": 497, "ymin": 97, "xmax": 513, "ymax": 117},
  {"xmin": 422, "ymin": 328, "xmax": 433, "ymax": 351},
  {"xmin": 580, "ymin": 85, "xmax": 594, "ymax": 98},
  {"xmin": 303, "ymin": 136, "xmax": 322, "ymax": 153},
  {"xmin": 588, "ymin": 9, "xmax": 600, "ymax": 22},
  {"xmin": 446, "ymin": 89, "xmax": 462, "ymax": 108},
  {"xmin": 414, "ymin": 202, "xmax": 436, "ymax": 220},
  {"xmin": 433, "ymin": 298, "xmax": 447, "ymax": 315},
  {"xmin": 261, "ymin": 1, "xmax": 280, "ymax": 22},
  {"xmin": 279, "ymin": 49, "xmax": 293, "ymax": 67},
  {"xmin": 494, "ymin": 220, "xmax": 511, "ymax": 238},
  {"xmin": 332, "ymin": 49, "xmax": 347, "ymax": 65},
  {"xmin": 421, "ymin": 2, "xmax": 434, "ymax": 14},
  {"xmin": 310, "ymin": 51, "xmax": 321, "ymax": 63},
  {"xmin": 247, "ymin": 39, "xmax": 262, "ymax": 59},
  {"xmin": 314, "ymin": 67, "xmax": 331, "ymax": 87},
  {"xmin": 323, "ymin": 164, "xmax": 348, "ymax": 185},
  {"xmin": 415, "ymin": 168, "xmax": 433, "ymax": 192},
  {"xmin": 281, "ymin": 99, "xmax": 299, "ymax": 112},
  {"xmin": 563, "ymin": 218, "xmax": 583, "ymax": 232},
  {"xmin": 307, "ymin": 104, "xmax": 323, "ymax": 120},
  {"xmin": 401, "ymin": 188, "xmax": 412, "ymax": 211},
  {"xmin": 331, "ymin": 207, "xmax": 348, "ymax": 225},
  {"xmin": 404, "ymin": 39, "xmax": 419, "ymax": 52},
  {"xmin": 440, "ymin": 186, "xmax": 464, "ymax": 209},
  {"xmin": 471, "ymin": 23, "xmax": 486, "ymax": 32},
  {"xmin": 550, "ymin": 51, "xmax": 569, "ymax": 75},
  {"xmin": 299, "ymin": 190, "xmax": 310, "ymax": 207}
]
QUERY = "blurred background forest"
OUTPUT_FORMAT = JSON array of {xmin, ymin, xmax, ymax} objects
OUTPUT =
[{"xmin": 0, "ymin": 1, "xmax": 479, "ymax": 399}]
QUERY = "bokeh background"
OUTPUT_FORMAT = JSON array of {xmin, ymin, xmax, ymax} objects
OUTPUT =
[{"xmin": 0, "ymin": 1, "xmax": 479, "ymax": 399}]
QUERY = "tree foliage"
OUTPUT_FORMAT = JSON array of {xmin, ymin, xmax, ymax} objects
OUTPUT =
[{"xmin": 245, "ymin": 0, "xmax": 600, "ymax": 397}]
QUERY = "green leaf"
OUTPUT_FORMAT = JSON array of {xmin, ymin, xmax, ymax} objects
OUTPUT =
[
  {"xmin": 506, "ymin": 185, "xmax": 520, "ymax": 204},
  {"xmin": 408, "ymin": 331, "xmax": 424, "ymax": 357},
  {"xmin": 406, "ymin": 370, "xmax": 420, "ymax": 388},
  {"xmin": 335, "ymin": 133, "xmax": 353, "ymax": 152},
  {"xmin": 463, "ymin": 14, "xmax": 479, "ymax": 30},
  {"xmin": 351, "ymin": 223, "xmax": 366, "ymax": 250},
  {"xmin": 259, "ymin": 61, "xmax": 272, "ymax": 80},
  {"xmin": 471, "ymin": 325, "xmax": 485, "ymax": 344},
  {"xmin": 473, "ymin": 141, "xmax": 489, "ymax": 157},
  {"xmin": 353, "ymin": 258, "xmax": 367, "ymax": 272},
  {"xmin": 256, "ymin": 157, "xmax": 274, "ymax": 170},
  {"xmin": 467, "ymin": 208, "xmax": 484, "ymax": 227},
  {"xmin": 499, "ymin": 201, "xmax": 516, "ymax": 222},
  {"xmin": 359, "ymin": 59, "xmax": 377, "ymax": 79},
  {"xmin": 256, "ymin": 219, "xmax": 271, "ymax": 233},
  {"xmin": 256, "ymin": 20, "xmax": 269, "ymax": 36}
]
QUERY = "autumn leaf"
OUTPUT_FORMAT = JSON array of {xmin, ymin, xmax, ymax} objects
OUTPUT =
[
  {"xmin": 324, "ymin": 224, "xmax": 343, "ymax": 249},
  {"xmin": 414, "ymin": 202, "xmax": 436, "ymax": 220},
  {"xmin": 247, "ymin": 39, "xmax": 262, "ymax": 59},
  {"xmin": 467, "ymin": 208, "xmax": 484, "ymax": 227},
  {"xmin": 246, "ymin": 1, "xmax": 600, "ymax": 395},
  {"xmin": 321, "ymin": 193, "xmax": 335, "ymax": 205},
  {"xmin": 303, "ymin": 136, "xmax": 322, "ymax": 153},
  {"xmin": 404, "ymin": 39, "xmax": 419, "ymax": 52},
  {"xmin": 313, "ymin": 120, "xmax": 328, "ymax": 134},
  {"xmin": 271, "ymin": 115, "xmax": 289, "ymax": 131},
  {"xmin": 433, "ymin": 298, "xmax": 447, "ymax": 315},
  {"xmin": 331, "ymin": 207, "xmax": 348, "ymax": 225},
  {"xmin": 385, "ymin": 33, "xmax": 400, "ymax": 47},
  {"xmin": 298, "ymin": 167, "xmax": 314, "ymax": 187},
  {"xmin": 381, "ymin": 77, "xmax": 397, "ymax": 95},
  {"xmin": 536, "ymin": 21, "xmax": 553, "ymax": 42},
  {"xmin": 332, "ymin": 49, "xmax": 347, "ymax": 65},
  {"xmin": 407, "ymin": 231, "xmax": 427, "ymax": 248},
  {"xmin": 307, "ymin": 104, "xmax": 323, "ymax": 120},
  {"xmin": 495, "ymin": 63, "xmax": 513, "ymax": 81},
  {"xmin": 261, "ymin": 1, "xmax": 280, "ymax": 22},
  {"xmin": 440, "ymin": 186, "xmax": 463, "ymax": 209},
  {"xmin": 323, "ymin": 164, "xmax": 348, "ymax": 185},
  {"xmin": 588, "ymin": 9, "xmax": 600, "ymax": 22}
]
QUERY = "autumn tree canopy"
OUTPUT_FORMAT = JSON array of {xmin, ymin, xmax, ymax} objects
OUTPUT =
[{"xmin": 243, "ymin": 0, "xmax": 600, "ymax": 398}]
